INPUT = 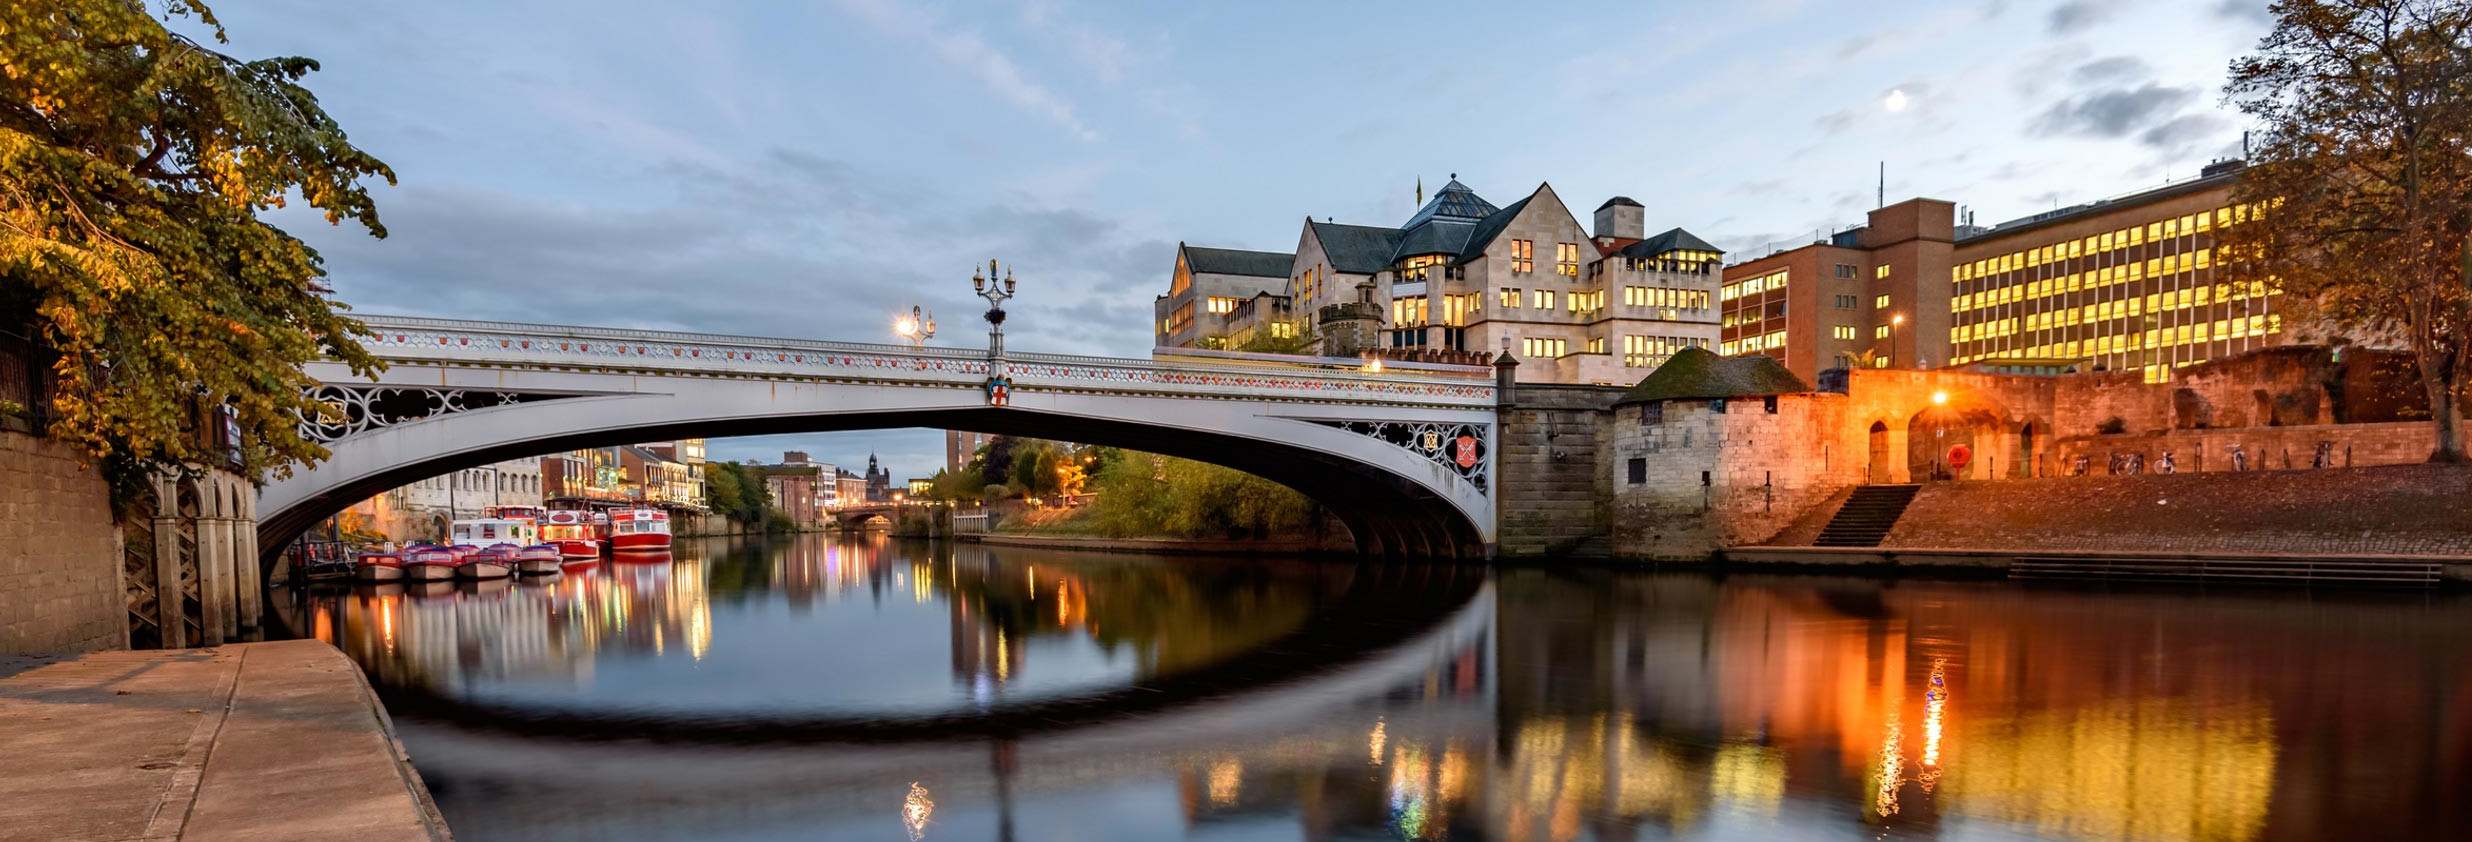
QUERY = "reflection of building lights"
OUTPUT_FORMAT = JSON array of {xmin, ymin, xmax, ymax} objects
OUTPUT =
[
  {"xmin": 379, "ymin": 598, "xmax": 396, "ymax": 652},
  {"xmin": 1207, "ymin": 758, "xmax": 1242, "ymax": 806},
  {"xmin": 902, "ymin": 781, "xmax": 934, "ymax": 840},
  {"xmin": 993, "ymin": 628, "xmax": 1009, "ymax": 681},
  {"xmin": 1710, "ymin": 743, "xmax": 1786, "ymax": 815},
  {"xmin": 1368, "ymin": 718, "xmax": 1387, "ymax": 765},
  {"xmin": 1874, "ymin": 714, "xmax": 1905, "ymax": 817},
  {"xmin": 1921, "ymin": 657, "xmax": 1948, "ymax": 775}
]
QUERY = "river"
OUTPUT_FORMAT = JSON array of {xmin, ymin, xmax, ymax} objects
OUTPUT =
[{"xmin": 280, "ymin": 533, "xmax": 2471, "ymax": 841}]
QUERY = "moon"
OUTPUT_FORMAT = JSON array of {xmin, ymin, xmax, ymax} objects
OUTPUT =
[{"xmin": 1884, "ymin": 89, "xmax": 1911, "ymax": 112}]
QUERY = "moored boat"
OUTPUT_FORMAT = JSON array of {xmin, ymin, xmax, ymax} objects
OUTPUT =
[
  {"xmin": 460, "ymin": 543, "xmax": 518, "ymax": 579},
  {"xmin": 352, "ymin": 551, "xmax": 405, "ymax": 582},
  {"xmin": 608, "ymin": 507, "xmax": 672, "ymax": 554},
  {"xmin": 515, "ymin": 544, "xmax": 563, "ymax": 575},
  {"xmin": 540, "ymin": 510, "xmax": 601, "ymax": 559},
  {"xmin": 403, "ymin": 546, "xmax": 460, "ymax": 581}
]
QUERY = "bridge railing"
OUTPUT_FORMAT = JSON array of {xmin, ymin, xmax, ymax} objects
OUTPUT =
[{"xmin": 350, "ymin": 315, "xmax": 1496, "ymax": 408}]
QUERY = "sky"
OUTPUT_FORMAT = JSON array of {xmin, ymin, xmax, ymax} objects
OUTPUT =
[{"xmin": 212, "ymin": 0, "xmax": 2277, "ymax": 479}]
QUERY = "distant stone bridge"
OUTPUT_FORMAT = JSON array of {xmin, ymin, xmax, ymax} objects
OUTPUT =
[{"xmin": 260, "ymin": 315, "xmax": 1501, "ymax": 560}]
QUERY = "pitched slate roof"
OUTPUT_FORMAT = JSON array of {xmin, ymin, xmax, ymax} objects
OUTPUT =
[
  {"xmin": 1308, "ymin": 220, "xmax": 1407, "ymax": 275},
  {"xmin": 1452, "ymin": 194, "xmax": 1534, "ymax": 263},
  {"xmin": 1181, "ymin": 244, "xmax": 1294, "ymax": 278},
  {"xmin": 1613, "ymin": 347, "xmax": 1810, "ymax": 405},
  {"xmin": 1617, "ymin": 227, "xmax": 1722, "ymax": 259},
  {"xmin": 1596, "ymin": 195, "xmax": 1643, "ymax": 211},
  {"xmin": 1403, "ymin": 179, "xmax": 1500, "ymax": 228}
]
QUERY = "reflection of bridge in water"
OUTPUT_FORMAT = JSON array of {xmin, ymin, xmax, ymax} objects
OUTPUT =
[{"xmin": 355, "ymin": 565, "xmax": 2472, "ymax": 842}]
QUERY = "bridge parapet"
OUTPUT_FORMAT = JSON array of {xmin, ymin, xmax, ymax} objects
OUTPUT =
[{"xmin": 354, "ymin": 315, "xmax": 1494, "ymax": 409}]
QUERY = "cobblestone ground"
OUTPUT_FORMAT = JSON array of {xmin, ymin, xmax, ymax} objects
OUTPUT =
[{"xmin": 1871, "ymin": 464, "xmax": 2472, "ymax": 556}]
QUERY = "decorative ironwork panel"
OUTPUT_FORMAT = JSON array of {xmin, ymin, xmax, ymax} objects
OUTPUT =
[
  {"xmin": 299, "ymin": 385, "xmax": 578, "ymax": 444},
  {"xmin": 121, "ymin": 492, "xmax": 162, "ymax": 649},
  {"xmin": 1302, "ymin": 419, "xmax": 1490, "ymax": 495}
]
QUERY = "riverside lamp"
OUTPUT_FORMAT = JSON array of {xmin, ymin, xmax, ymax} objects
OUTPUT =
[{"xmin": 893, "ymin": 305, "xmax": 935, "ymax": 347}]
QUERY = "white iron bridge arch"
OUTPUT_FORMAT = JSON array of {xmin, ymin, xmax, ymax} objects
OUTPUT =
[{"xmin": 261, "ymin": 316, "xmax": 1501, "ymax": 560}]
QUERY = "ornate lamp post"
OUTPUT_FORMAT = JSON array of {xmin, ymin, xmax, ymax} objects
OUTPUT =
[
  {"xmin": 893, "ymin": 305, "xmax": 936, "ymax": 348},
  {"xmin": 973, "ymin": 261, "xmax": 1017, "ymax": 404}
]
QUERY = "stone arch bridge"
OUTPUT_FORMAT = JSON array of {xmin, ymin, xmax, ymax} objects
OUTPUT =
[{"xmin": 261, "ymin": 316, "xmax": 1501, "ymax": 561}]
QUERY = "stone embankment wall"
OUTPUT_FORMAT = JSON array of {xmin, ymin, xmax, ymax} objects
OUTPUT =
[
  {"xmin": 0, "ymin": 431, "xmax": 124, "ymax": 654},
  {"xmin": 1494, "ymin": 384, "xmax": 1621, "ymax": 557},
  {"xmin": 2051, "ymin": 420, "xmax": 2467, "ymax": 475},
  {"xmin": 1879, "ymin": 464, "xmax": 2472, "ymax": 557}
]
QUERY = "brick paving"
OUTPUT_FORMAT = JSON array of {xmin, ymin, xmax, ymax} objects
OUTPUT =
[{"xmin": 1864, "ymin": 464, "xmax": 2472, "ymax": 557}]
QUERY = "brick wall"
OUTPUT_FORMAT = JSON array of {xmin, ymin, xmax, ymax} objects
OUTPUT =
[
  {"xmin": 1494, "ymin": 384, "xmax": 1620, "ymax": 557},
  {"xmin": 0, "ymin": 431, "xmax": 125, "ymax": 654}
]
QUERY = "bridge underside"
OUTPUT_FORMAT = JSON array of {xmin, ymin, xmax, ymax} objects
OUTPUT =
[{"xmin": 262, "ymin": 406, "xmax": 1487, "ymax": 565}]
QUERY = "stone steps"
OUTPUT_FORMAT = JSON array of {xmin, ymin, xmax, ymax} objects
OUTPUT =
[{"xmin": 1812, "ymin": 484, "xmax": 1921, "ymax": 547}]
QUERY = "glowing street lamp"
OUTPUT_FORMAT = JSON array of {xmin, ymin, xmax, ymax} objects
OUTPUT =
[{"xmin": 893, "ymin": 305, "xmax": 935, "ymax": 348}]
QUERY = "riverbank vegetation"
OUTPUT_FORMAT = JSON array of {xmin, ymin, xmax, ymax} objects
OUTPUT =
[
  {"xmin": 923, "ymin": 436, "xmax": 1324, "ymax": 540},
  {"xmin": 699, "ymin": 461, "xmax": 798, "ymax": 533},
  {"xmin": 2, "ymin": 1, "xmax": 395, "ymax": 501}
]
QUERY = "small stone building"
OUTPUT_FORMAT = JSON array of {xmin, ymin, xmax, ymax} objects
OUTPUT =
[{"xmin": 1604, "ymin": 348, "xmax": 1857, "ymax": 559}]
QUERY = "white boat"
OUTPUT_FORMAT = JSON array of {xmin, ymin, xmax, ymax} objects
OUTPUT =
[
  {"xmin": 459, "ymin": 543, "xmax": 519, "ymax": 580},
  {"xmin": 353, "ymin": 551, "xmax": 405, "ymax": 582},
  {"xmin": 403, "ymin": 546, "xmax": 459, "ymax": 582},
  {"xmin": 515, "ymin": 544, "xmax": 563, "ymax": 575}
]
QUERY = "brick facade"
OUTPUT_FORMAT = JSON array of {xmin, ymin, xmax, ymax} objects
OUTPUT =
[{"xmin": 0, "ymin": 432, "xmax": 125, "ymax": 654}]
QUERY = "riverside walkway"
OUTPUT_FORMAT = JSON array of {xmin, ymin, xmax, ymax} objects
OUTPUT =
[{"xmin": 0, "ymin": 640, "xmax": 449, "ymax": 842}]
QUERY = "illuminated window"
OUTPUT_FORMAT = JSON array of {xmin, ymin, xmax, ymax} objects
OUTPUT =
[
  {"xmin": 1874, "ymin": 324, "xmax": 1891, "ymax": 340},
  {"xmin": 1585, "ymin": 336, "xmax": 1606, "ymax": 354},
  {"xmin": 1555, "ymin": 242, "xmax": 1580, "ymax": 276},
  {"xmin": 1520, "ymin": 337, "xmax": 1567, "ymax": 359},
  {"xmin": 1876, "ymin": 264, "xmax": 1892, "ymax": 279},
  {"xmin": 1205, "ymin": 296, "xmax": 1239, "ymax": 315},
  {"xmin": 1832, "ymin": 325, "xmax": 1856, "ymax": 340},
  {"xmin": 1390, "ymin": 295, "xmax": 1429, "ymax": 326},
  {"xmin": 1531, "ymin": 289, "xmax": 1557, "ymax": 310},
  {"xmin": 1510, "ymin": 239, "xmax": 1535, "ymax": 273},
  {"xmin": 1500, "ymin": 288, "xmax": 1521, "ymax": 308},
  {"xmin": 1875, "ymin": 293, "xmax": 1891, "ymax": 309}
]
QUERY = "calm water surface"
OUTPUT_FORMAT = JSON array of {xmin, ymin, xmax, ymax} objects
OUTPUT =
[{"xmin": 285, "ymin": 533, "xmax": 2472, "ymax": 841}]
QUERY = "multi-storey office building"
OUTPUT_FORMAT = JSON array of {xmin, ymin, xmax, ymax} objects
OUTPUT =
[
  {"xmin": 1153, "ymin": 244, "xmax": 1294, "ymax": 348},
  {"xmin": 1162, "ymin": 178, "xmax": 1724, "ymax": 384},
  {"xmin": 1719, "ymin": 160, "xmax": 2283, "ymax": 385}
]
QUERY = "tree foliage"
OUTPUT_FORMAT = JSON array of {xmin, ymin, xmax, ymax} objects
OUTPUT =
[
  {"xmin": 2219, "ymin": 0, "xmax": 2472, "ymax": 461},
  {"xmin": 1081, "ymin": 452, "xmax": 1318, "ymax": 539},
  {"xmin": 700, "ymin": 461, "xmax": 775, "ymax": 526},
  {"xmin": 1, "ymin": 1, "xmax": 393, "ymax": 489}
]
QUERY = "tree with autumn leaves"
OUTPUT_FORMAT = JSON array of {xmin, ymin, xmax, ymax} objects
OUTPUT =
[
  {"xmin": 2220, "ymin": 0, "xmax": 2472, "ymax": 462},
  {"xmin": 1, "ymin": 1, "xmax": 389, "ymax": 493}
]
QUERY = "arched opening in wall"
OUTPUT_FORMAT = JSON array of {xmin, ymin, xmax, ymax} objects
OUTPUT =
[
  {"xmin": 259, "ymin": 406, "xmax": 1488, "ymax": 572},
  {"xmin": 1907, "ymin": 396, "xmax": 2010, "ymax": 481},
  {"xmin": 1867, "ymin": 421, "xmax": 1892, "ymax": 484}
]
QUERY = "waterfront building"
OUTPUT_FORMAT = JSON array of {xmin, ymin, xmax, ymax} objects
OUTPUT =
[
  {"xmin": 1721, "ymin": 160, "xmax": 2288, "ymax": 385},
  {"xmin": 834, "ymin": 468, "xmax": 867, "ymax": 509},
  {"xmin": 758, "ymin": 451, "xmax": 828, "ymax": 526},
  {"xmin": 1154, "ymin": 244, "xmax": 1295, "ymax": 348},
  {"xmin": 945, "ymin": 430, "xmax": 991, "ymax": 473},
  {"xmin": 641, "ymin": 439, "xmax": 708, "ymax": 510},
  {"xmin": 1158, "ymin": 177, "xmax": 1724, "ymax": 384},
  {"xmin": 345, "ymin": 456, "xmax": 544, "ymax": 542},
  {"xmin": 864, "ymin": 454, "xmax": 893, "ymax": 503}
]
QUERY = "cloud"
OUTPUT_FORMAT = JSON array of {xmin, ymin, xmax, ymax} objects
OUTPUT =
[
  {"xmin": 2139, "ymin": 113, "xmax": 2231, "ymax": 151},
  {"xmin": 2048, "ymin": 0, "xmax": 2125, "ymax": 34},
  {"xmin": 2070, "ymin": 55, "xmax": 2150, "ymax": 85},
  {"xmin": 2029, "ymin": 83, "xmax": 2199, "ymax": 138},
  {"xmin": 827, "ymin": 0, "xmax": 1098, "ymax": 141},
  {"xmin": 285, "ymin": 150, "xmax": 1169, "ymax": 359},
  {"xmin": 2209, "ymin": 0, "xmax": 2274, "ymax": 25}
]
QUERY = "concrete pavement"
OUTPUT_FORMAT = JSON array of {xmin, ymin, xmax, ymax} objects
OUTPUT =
[{"xmin": 0, "ymin": 640, "xmax": 449, "ymax": 842}]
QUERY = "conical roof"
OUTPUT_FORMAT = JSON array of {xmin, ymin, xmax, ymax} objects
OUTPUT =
[
  {"xmin": 1402, "ymin": 179, "xmax": 1499, "ymax": 229},
  {"xmin": 1613, "ymin": 347, "xmax": 1810, "ymax": 406}
]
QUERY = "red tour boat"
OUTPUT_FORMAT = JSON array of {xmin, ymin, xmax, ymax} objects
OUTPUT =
[
  {"xmin": 539, "ymin": 510, "xmax": 601, "ymax": 559},
  {"xmin": 607, "ymin": 507, "xmax": 672, "ymax": 554}
]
